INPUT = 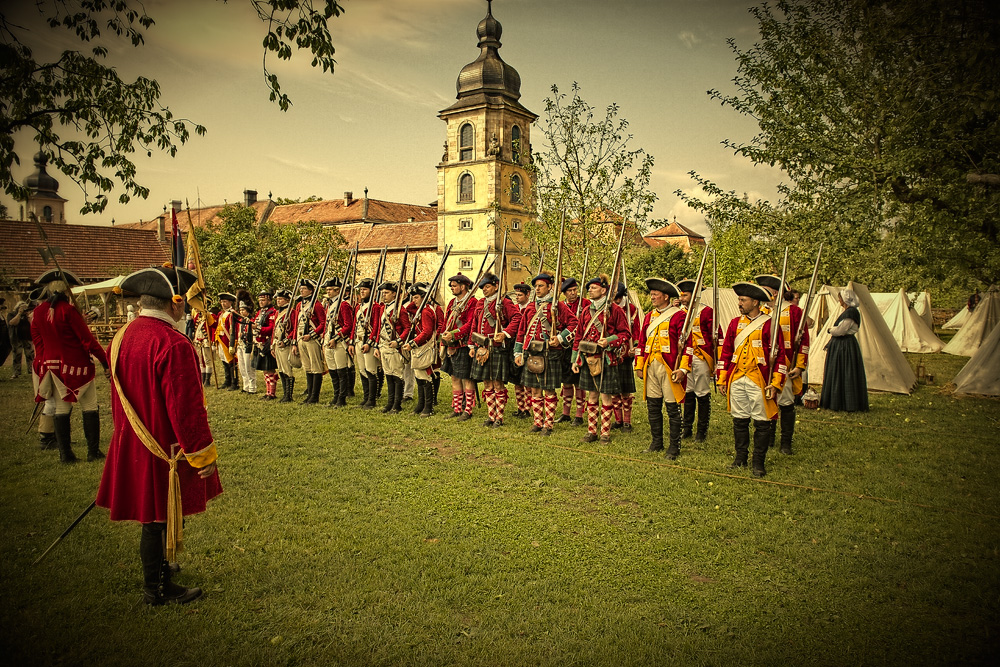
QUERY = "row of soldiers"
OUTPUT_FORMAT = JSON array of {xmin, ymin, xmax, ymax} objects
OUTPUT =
[{"xmin": 192, "ymin": 270, "xmax": 807, "ymax": 478}]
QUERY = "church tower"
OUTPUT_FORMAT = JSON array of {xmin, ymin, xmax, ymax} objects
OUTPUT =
[
  {"xmin": 437, "ymin": 0, "xmax": 535, "ymax": 288},
  {"xmin": 24, "ymin": 151, "xmax": 68, "ymax": 224}
]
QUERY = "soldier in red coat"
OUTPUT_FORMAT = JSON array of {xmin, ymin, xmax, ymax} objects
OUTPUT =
[
  {"xmin": 717, "ymin": 282, "xmax": 788, "ymax": 477},
  {"xmin": 440, "ymin": 273, "xmax": 479, "ymax": 420},
  {"xmin": 402, "ymin": 282, "xmax": 440, "ymax": 417},
  {"xmin": 469, "ymin": 272, "xmax": 522, "ymax": 427},
  {"xmin": 30, "ymin": 269, "xmax": 109, "ymax": 463},
  {"xmin": 252, "ymin": 290, "xmax": 279, "ymax": 400},
  {"xmin": 755, "ymin": 275, "xmax": 809, "ymax": 455},
  {"xmin": 96, "ymin": 265, "xmax": 222, "ymax": 605},
  {"xmin": 677, "ymin": 278, "xmax": 717, "ymax": 442}
]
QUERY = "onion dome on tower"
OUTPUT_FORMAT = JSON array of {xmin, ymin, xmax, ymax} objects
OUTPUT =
[{"xmin": 442, "ymin": 0, "xmax": 533, "ymax": 116}]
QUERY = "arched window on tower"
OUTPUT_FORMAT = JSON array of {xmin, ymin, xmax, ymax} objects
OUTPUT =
[
  {"xmin": 42, "ymin": 206, "xmax": 53, "ymax": 222},
  {"xmin": 459, "ymin": 173, "xmax": 474, "ymax": 202},
  {"xmin": 459, "ymin": 123, "xmax": 474, "ymax": 161},
  {"xmin": 510, "ymin": 175, "xmax": 522, "ymax": 204},
  {"xmin": 511, "ymin": 125, "xmax": 521, "ymax": 163}
]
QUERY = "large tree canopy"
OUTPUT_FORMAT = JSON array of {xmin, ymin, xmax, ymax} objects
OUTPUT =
[
  {"xmin": 680, "ymin": 0, "xmax": 1000, "ymax": 297},
  {"xmin": 195, "ymin": 203, "xmax": 346, "ymax": 298},
  {"xmin": 0, "ymin": 0, "xmax": 343, "ymax": 215},
  {"xmin": 524, "ymin": 83, "xmax": 656, "ymax": 281}
]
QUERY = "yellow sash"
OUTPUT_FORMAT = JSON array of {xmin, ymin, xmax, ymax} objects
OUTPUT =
[{"xmin": 110, "ymin": 320, "xmax": 217, "ymax": 561}]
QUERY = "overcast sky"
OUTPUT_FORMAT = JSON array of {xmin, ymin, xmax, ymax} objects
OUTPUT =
[{"xmin": 4, "ymin": 0, "xmax": 784, "ymax": 236}]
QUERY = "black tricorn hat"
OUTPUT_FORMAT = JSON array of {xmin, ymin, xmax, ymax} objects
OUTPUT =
[
  {"xmin": 36, "ymin": 268, "xmax": 83, "ymax": 287},
  {"xmin": 448, "ymin": 273, "xmax": 472, "ymax": 287},
  {"xmin": 298, "ymin": 278, "xmax": 317, "ymax": 291},
  {"xmin": 322, "ymin": 277, "xmax": 342, "ymax": 289},
  {"xmin": 733, "ymin": 282, "xmax": 771, "ymax": 302},
  {"xmin": 560, "ymin": 277, "xmax": 578, "ymax": 293},
  {"xmin": 676, "ymin": 278, "xmax": 697, "ymax": 294},
  {"xmin": 645, "ymin": 277, "xmax": 678, "ymax": 298},
  {"xmin": 754, "ymin": 274, "xmax": 788, "ymax": 293},
  {"xmin": 121, "ymin": 266, "xmax": 198, "ymax": 301},
  {"xmin": 409, "ymin": 282, "xmax": 429, "ymax": 296},
  {"xmin": 356, "ymin": 278, "xmax": 375, "ymax": 290},
  {"xmin": 378, "ymin": 281, "xmax": 398, "ymax": 293},
  {"xmin": 274, "ymin": 289, "xmax": 292, "ymax": 300},
  {"xmin": 218, "ymin": 292, "xmax": 236, "ymax": 302}
]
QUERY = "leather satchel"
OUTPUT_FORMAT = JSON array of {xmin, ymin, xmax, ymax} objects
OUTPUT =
[
  {"xmin": 585, "ymin": 353, "xmax": 603, "ymax": 377},
  {"xmin": 475, "ymin": 346, "xmax": 491, "ymax": 364},
  {"xmin": 470, "ymin": 332, "xmax": 488, "ymax": 347}
]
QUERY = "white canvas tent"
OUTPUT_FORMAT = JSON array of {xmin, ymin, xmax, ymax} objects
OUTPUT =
[
  {"xmin": 870, "ymin": 290, "xmax": 933, "ymax": 328},
  {"xmin": 699, "ymin": 287, "xmax": 740, "ymax": 330},
  {"xmin": 71, "ymin": 275, "xmax": 125, "ymax": 297},
  {"xmin": 879, "ymin": 288, "xmax": 945, "ymax": 353},
  {"xmin": 806, "ymin": 282, "xmax": 916, "ymax": 394},
  {"xmin": 942, "ymin": 287, "xmax": 1000, "ymax": 356},
  {"xmin": 952, "ymin": 320, "xmax": 1000, "ymax": 396},
  {"xmin": 943, "ymin": 306, "xmax": 970, "ymax": 329}
]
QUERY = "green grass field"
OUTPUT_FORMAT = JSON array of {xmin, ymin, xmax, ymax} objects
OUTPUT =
[{"xmin": 1, "ymin": 350, "xmax": 998, "ymax": 666}]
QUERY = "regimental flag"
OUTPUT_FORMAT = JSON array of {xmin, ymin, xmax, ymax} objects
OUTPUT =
[
  {"xmin": 184, "ymin": 225, "xmax": 214, "ymax": 327},
  {"xmin": 171, "ymin": 208, "xmax": 186, "ymax": 269}
]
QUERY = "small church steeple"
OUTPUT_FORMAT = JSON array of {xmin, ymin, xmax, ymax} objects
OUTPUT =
[{"xmin": 24, "ymin": 150, "xmax": 68, "ymax": 223}]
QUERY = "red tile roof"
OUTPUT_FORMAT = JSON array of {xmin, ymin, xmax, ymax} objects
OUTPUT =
[
  {"xmin": 341, "ymin": 221, "xmax": 438, "ymax": 251},
  {"xmin": 0, "ymin": 220, "xmax": 169, "ymax": 284},
  {"xmin": 118, "ymin": 201, "xmax": 273, "ymax": 232},
  {"xmin": 266, "ymin": 197, "xmax": 437, "ymax": 226}
]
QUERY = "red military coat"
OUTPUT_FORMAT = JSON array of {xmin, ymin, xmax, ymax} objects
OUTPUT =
[
  {"xmin": 289, "ymin": 299, "xmax": 326, "ymax": 341},
  {"xmin": 373, "ymin": 302, "xmax": 410, "ymax": 344},
  {"xmin": 406, "ymin": 304, "xmax": 439, "ymax": 346},
  {"xmin": 96, "ymin": 315, "xmax": 222, "ymax": 522},
  {"xmin": 471, "ymin": 295, "xmax": 521, "ymax": 346},
  {"xmin": 572, "ymin": 301, "xmax": 630, "ymax": 367},
  {"xmin": 31, "ymin": 298, "xmax": 108, "ymax": 401},
  {"xmin": 254, "ymin": 306, "xmax": 277, "ymax": 348},
  {"xmin": 442, "ymin": 295, "xmax": 479, "ymax": 347},
  {"xmin": 515, "ymin": 299, "xmax": 579, "ymax": 349}
]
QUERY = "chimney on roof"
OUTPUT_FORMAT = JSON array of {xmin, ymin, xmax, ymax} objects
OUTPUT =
[
  {"xmin": 408, "ymin": 217, "xmax": 414, "ymax": 223},
  {"xmin": 362, "ymin": 187, "xmax": 369, "ymax": 222},
  {"xmin": 344, "ymin": 191, "xmax": 353, "ymax": 206},
  {"xmin": 244, "ymin": 189, "xmax": 258, "ymax": 206},
  {"xmin": 157, "ymin": 214, "xmax": 165, "ymax": 242}
]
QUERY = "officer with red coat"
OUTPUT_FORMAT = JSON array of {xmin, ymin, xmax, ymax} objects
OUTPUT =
[
  {"xmin": 30, "ymin": 268, "xmax": 109, "ymax": 463},
  {"xmin": 96, "ymin": 265, "xmax": 222, "ymax": 605}
]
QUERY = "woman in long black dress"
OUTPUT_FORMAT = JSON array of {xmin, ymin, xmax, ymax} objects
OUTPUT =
[{"xmin": 820, "ymin": 287, "xmax": 869, "ymax": 412}]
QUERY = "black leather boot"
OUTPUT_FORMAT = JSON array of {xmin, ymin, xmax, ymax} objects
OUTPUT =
[
  {"xmin": 310, "ymin": 372, "xmax": 323, "ymax": 404},
  {"xmin": 358, "ymin": 373, "xmax": 371, "ymax": 408},
  {"xmin": 336, "ymin": 368, "xmax": 351, "ymax": 407},
  {"xmin": 682, "ymin": 391, "xmax": 696, "ymax": 439},
  {"xmin": 327, "ymin": 370, "xmax": 342, "ymax": 407},
  {"xmin": 227, "ymin": 362, "xmax": 239, "ymax": 391},
  {"xmin": 382, "ymin": 376, "xmax": 397, "ymax": 413},
  {"xmin": 779, "ymin": 404, "xmax": 795, "ymax": 454},
  {"xmin": 767, "ymin": 411, "xmax": 777, "ymax": 449},
  {"xmin": 665, "ymin": 402, "xmax": 682, "ymax": 460},
  {"xmin": 372, "ymin": 370, "xmax": 384, "ymax": 406},
  {"xmin": 376, "ymin": 368, "xmax": 385, "ymax": 399},
  {"xmin": 393, "ymin": 376, "xmax": 405, "ymax": 413},
  {"xmin": 54, "ymin": 413, "xmax": 76, "ymax": 464},
  {"xmin": 346, "ymin": 364, "xmax": 356, "ymax": 397},
  {"xmin": 729, "ymin": 417, "xmax": 750, "ymax": 468},
  {"xmin": 695, "ymin": 394, "xmax": 711, "ymax": 441},
  {"xmin": 220, "ymin": 362, "xmax": 232, "ymax": 389},
  {"xmin": 421, "ymin": 380, "xmax": 434, "ymax": 417},
  {"xmin": 645, "ymin": 397, "xmax": 664, "ymax": 452},
  {"xmin": 413, "ymin": 380, "xmax": 427, "ymax": 415},
  {"xmin": 83, "ymin": 410, "xmax": 104, "ymax": 461},
  {"xmin": 752, "ymin": 420, "xmax": 771, "ymax": 477},
  {"xmin": 431, "ymin": 372, "xmax": 440, "ymax": 406},
  {"xmin": 141, "ymin": 523, "xmax": 201, "ymax": 606},
  {"xmin": 38, "ymin": 413, "xmax": 56, "ymax": 450},
  {"xmin": 279, "ymin": 374, "xmax": 291, "ymax": 403},
  {"xmin": 302, "ymin": 374, "xmax": 316, "ymax": 404}
]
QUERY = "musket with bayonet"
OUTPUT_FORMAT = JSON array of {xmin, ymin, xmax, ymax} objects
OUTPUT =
[
  {"xmin": 574, "ymin": 248, "xmax": 590, "ymax": 326},
  {"xmin": 297, "ymin": 248, "xmax": 333, "ymax": 343},
  {"xmin": 441, "ymin": 249, "xmax": 496, "ymax": 347},
  {"xmin": 766, "ymin": 247, "xmax": 790, "ymax": 386},
  {"xmin": 358, "ymin": 246, "xmax": 388, "ymax": 347},
  {"xmin": 712, "ymin": 249, "xmax": 720, "ymax": 392},
  {"xmin": 673, "ymin": 247, "xmax": 710, "ymax": 373},
  {"xmin": 385, "ymin": 246, "xmax": 410, "ymax": 346},
  {"xmin": 548, "ymin": 212, "xmax": 567, "ymax": 342},
  {"xmin": 788, "ymin": 243, "xmax": 823, "ymax": 379},
  {"xmin": 593, "ymin": 209, "xmax": 631, "ymax": 394},
  {"xmin": 401, "ymin": 244, "xmax": 452, "ymax": 356},
  {"xmin": 278, "ymin": 259, "xmax": 306, "ymax": 348},
  {"xmin": 495, "ymin": 230, "xmax": 509, "ymax": 329},
  {"xmin": 324, "ymin": 243, "xmax": 358, "ymax": 348}
]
